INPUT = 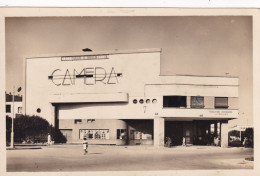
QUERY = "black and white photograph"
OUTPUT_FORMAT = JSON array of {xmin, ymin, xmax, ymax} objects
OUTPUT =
[{"xmin": 1, "ymin": 7, "xmax": 259, "ymax": 176}]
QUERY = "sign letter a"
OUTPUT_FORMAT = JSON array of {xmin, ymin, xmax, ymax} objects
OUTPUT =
[{"xmin": 107, "ymin": 67, "xmax": 118, "ymax": 84}]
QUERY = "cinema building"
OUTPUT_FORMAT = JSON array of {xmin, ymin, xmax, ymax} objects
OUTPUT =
[{"xmin": 25, "ymin": 48, "xmax": 239, "ymax": 147}]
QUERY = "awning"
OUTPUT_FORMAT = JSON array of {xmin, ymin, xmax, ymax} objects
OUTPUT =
[{"xmin": 49, "ymin": 93, "xmax": 128, "ymax": 103}]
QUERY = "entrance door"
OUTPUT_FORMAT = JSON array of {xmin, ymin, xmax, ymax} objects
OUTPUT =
[
  {"xmin": 165, "ymin": 121, "xmax": 183, "ymax": 146},
  {"xmin": 185, "ymin": 129, "xmax": 191, "ymax": 144},
  {"xmin": 183, "ymin": 122, "xmax": 193, "ymax": 145}
]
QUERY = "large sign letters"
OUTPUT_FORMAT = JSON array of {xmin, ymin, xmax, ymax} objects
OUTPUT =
[{"xmin": 48, "ymin": 67, "xmax": 122, "ymax": 86}]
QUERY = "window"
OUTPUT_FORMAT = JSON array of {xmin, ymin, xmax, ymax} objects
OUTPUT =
[
  {"xmin": 117, "ymin": 129, "xmax": 127, "ymax": 139},
  {"xmin": 130, "ymin": 130, "xmax": 152, "ymax": 140},
  {"xmin": 152, "ymin": 99, "xmax": 157, "ymax": 104},
  {"xmin": 37, "ymin": 108, "xmax": 41, "ymax": 113},
  {"xmin": 215, "ymin": 97, "xmax": 228, "ymax": 109},
  {"xmin": 163, "ymin": 96, "xmax": 187, "ymax": 108},
  {"xmin": 191, "ymin": 96, "xmax": 204, "ymax": 108},
  {"xmin": 139, "ymin": 99, "xmax": 144, "ymax": 104},
  {"xmin": 133, "ymin": 99, "xmax": 137, "ymax": 104},
  {"xmin": 6, "ymin": 105, "xmax": 11, "ymax": 113},
  {"xmin": 74, "ymin": 119, "xmax": 82, "ymax": 124},
  {"xmin": 18, "ymin": 107, "xmax": 22, "ymax": 114},
  {"xmin": 79, "ymin": 129, "xmax": 109, "ymax": 140},
  {"xmin": 146, "ymin": 99, "xmax": 150, "ymax": 104},
  {"xmin": 87, "ymin": 119, "xmax": 95, "ymax": 123}
]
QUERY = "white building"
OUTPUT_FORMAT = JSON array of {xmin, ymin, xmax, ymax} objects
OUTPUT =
[
  {"xmin": 25, "ymin": 48, "xmax": 239, "ymax": 147},
  {"xmin": 5, "ymin": 93, "xmax": 23, "ymax": 118}
]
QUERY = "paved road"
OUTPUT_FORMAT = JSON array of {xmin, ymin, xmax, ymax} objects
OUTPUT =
[{"xmin": 6, "ymin": 145, "xmax": 253, "ymax": 171}]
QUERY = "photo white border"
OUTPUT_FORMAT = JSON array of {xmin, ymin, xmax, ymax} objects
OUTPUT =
[{"xmin": 0, "ymin": 7, "xmax": 259, "ymax": 176}]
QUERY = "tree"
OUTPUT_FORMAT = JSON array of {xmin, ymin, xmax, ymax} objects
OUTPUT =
[
  {"xmin": 14, "ymin": 115, "xmax": 50, "ymax": 143},
  {"xmin": 244, "ymin": 128, "xmax": 254, "ymax": 148},
  {"xmin": 48, "ymin": 125, "xmax": 67, "ymax": 143},
  {"xmin": 13, "ymin": 115, "xmax": 67, "ymax": 144}
]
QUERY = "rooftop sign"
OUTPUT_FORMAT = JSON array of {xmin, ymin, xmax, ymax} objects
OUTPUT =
[{"xmin": 61, "ymin": 54, "xmax": 109, "ymax": 61}]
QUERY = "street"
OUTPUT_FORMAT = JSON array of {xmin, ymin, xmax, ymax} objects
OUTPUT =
[{"xmin": 7, "ymin": 144, "xmax": 253, "ymax": 171}]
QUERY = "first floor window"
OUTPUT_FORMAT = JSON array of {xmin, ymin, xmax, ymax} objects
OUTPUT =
[
  {"xmin": 6, "ymin": 105, "xmax": 11, "ymax": 113},
  {"xmin": 163, "ymin": 96, "xmax": 187, "ymax": 108},
  {"xmin": 18, "ymin": 107, "xmax": 22, "ymax": 114},
  {"xmin": 79, "ymin": 129, "xmax": 109, "ymax": 140},
  {"xmin": 191, "ymin": 96, "xmax": 204, "ymax": 108},
  {"xmin": 129, "ymin": 130, "xmax": 152, "ymax": 140},
  {"xmin": 117, "ymin": 129, "xmax": 127, "ymax": 139},
  {"xmin": 74, "ymin": 119, "xmax": 82, "ymax": 124},
  {"xmin": 215, "ymin": 97, "xmax": 228, "ymax": 109}
]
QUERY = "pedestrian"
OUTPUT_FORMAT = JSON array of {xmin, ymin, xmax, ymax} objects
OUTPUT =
[
  {"xmin": 217, "ymin": 137, "xmax": 220, "ymax": 146},
  {"xmin": 167, "ymin": 137, "xmax": 172, "ymax": 148},
  {"xmin": 83, "ymin": 137, "xmax": 88, "ymax": 155},
  {"xmin": 47, "ymin": 133, "xmax": 51, "ymax": 145},
  {"xmin": 243, "ymin": 137, "xmax": 247, "ymax": 148},
  {"xmin": 214, "ymin": 137, "xmax": 217, "ymax": 146},
  {"xmin": 182, "ymin": 137, "xmax": 186, "ymax": 146}
]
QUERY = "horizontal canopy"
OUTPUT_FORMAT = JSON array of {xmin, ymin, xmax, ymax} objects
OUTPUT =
[{"xmin": 49, "ymin": 93, "xmax": 129, "ymax": 103}]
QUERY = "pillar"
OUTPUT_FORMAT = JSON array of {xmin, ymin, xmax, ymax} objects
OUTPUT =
[
  {"xmin": 50, "ymin": 104, "xmax": 56, "ymax": 126},
  {"xmin": 154, "ymin": 117, "xmax": 165, "ymax": 147},
  {"xmin": 220, "ymin": 120, "xmax": 229, "ymax": 148},
  {"xmin": 186, "ymin": 96, "xmax": 191, "ymax": 108},
  {"xmin": 214, "ymin": 122, "xmax": 217, "ymax": 137}
]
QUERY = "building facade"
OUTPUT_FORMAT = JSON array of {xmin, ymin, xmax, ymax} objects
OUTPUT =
[
  {"xmin": 5, "ymin": 93, "xmax": 23, "ymax": 118},
  {"xmin": 25, "ymin": 48, "xmax": 239, "ymax": 147}
]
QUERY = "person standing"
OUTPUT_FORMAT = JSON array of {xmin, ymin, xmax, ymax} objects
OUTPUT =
[
  {"xmin": 47, "ymin": 133, "xmax": 51, "ymax": 145},
  {"xmin": 83, "ymin": 137, "xmax": 88, "ymax": 155},
  {"xmin": 167, "ymin": 137, "xmax": 172, "ymax": 148},
  {"xmin": 182, "ymin": 137, "xmax": 186, "ymax": 146}
]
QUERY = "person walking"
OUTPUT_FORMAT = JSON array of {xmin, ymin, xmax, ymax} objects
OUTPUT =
[{"xmin": 83, "ymin": 137, "xmax": 88, "ymax": 155}]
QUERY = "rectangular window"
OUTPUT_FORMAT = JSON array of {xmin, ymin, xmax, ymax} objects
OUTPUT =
[
  {"xmin": 163, "ymin": 96, "xmax": 187, "ymax": 108},
  {"xmin": 215, "ymin": 97, "xmax": 228, "ymax": 109},
  {"xmin": 18, "ymin": 107, "xmax": 22, "ymax": 114},
  {"xmin": 190, "ymin": 96, "xmax": 204, "ymax": 108},
  {"xmin": 79, "ymin": 129, "xmax": 109, "ymax": 140},
  {"xmin": 117, "ymin": 129, "xmax": 127, "ymax": 139},
  {"xmin": 74, "ymin": 119, "xmax": 82, "ymax": 124},
  {"xmin": 6, "ymin": 105, "xmax": 11, "ymax": 113},
  {"xmin": 129, "ymin": 130, "xmax": 152, "ymax": 140}
]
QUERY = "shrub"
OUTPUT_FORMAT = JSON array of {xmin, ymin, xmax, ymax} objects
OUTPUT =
[
  {"xmin": 244, "ymin": 128, "xmax": 254, "ymax": 148},
  {"xmin": 9, "ymin": 115, "xmax": 67, "ymax": 144},
  {"xmin": 48, "ymin": 125, "xmax": 67, "ymax": 143},
  {"xmin": 14, "ymin": 115, "xmax": 50, "ymax": 143}
]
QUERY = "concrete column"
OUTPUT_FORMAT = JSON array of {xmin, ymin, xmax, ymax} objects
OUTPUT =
[
  {"xmin": 186, "ymin": 96, "xmax": 191, "ymax": 108},
  {"xmin": 214, "ymin": 122, "xmax": 217, "ymax": 137},
  {"xmin": 154, "ymin": 117, "xmax": 165, "ymax": 147},
  {"xmin": 50, "ymin": 104, "xmax": 55, "ymax": 126},
  {"xmin": 220, "ymin": 120, "xmax": 229, "ymax": 148}
]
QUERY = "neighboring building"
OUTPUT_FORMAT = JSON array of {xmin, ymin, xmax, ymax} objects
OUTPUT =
[
  {"xmin": 5, "ymin": 92, "xmax": 23, "ymax": 118},
  {"xmin": 229, "ymin": 125, "xmax": 253, "ymax": 132},
  {"xmin": 228, "ymin": 125, "xmax": 253, "ymax": 142},
  {"xmin": 25, "ymin": 48, "xmax": 239, "ymax": 147}
]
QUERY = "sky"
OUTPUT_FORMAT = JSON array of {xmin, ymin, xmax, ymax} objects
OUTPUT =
[{"xmin": 5, "ymin": 16, "xmax": 252, "ymax": 126}]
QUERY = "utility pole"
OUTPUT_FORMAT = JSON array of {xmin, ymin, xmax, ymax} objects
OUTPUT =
[
  {"xmin": 10, "ymin": 86, "xmax": 15, "ymax": 148},
  {"xmin": 10, "ymin": 86, "xmax": 22, "ymax": 148}
]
